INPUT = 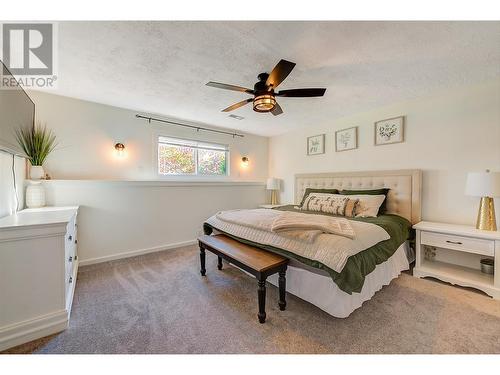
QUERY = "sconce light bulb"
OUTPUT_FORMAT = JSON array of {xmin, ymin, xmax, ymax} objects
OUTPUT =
[{"xmin": 115, "ymin": 143, "xmax": 125, "ymax": 157}]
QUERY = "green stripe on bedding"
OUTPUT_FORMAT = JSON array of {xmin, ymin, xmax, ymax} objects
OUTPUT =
[{"xmin": 203, "ymin": 205, "xmax": 412, "ymax": 294}]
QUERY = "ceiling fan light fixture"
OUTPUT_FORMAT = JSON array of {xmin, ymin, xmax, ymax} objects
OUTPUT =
[
  {"xmin": 253, "ymin": 94, "xmax": 276, "ymax": 112},
  {"xmin": 207, "ymin": 59, "xmax": 326, "ymax": 116}
]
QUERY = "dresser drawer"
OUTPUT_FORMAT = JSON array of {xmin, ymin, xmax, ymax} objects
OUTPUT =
[{"xmin": 420, "ymin": 231, "xmax": 494, "ymax": 256}]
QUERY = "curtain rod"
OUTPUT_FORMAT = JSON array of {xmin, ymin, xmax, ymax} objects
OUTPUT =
[{"xmin": 135, "ymin": 114, "xmax": 245, "ymax": 138}]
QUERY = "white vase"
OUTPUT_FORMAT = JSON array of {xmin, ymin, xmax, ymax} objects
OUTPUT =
[
  {"xmin": 26, "ymin": 181, "xmax": 46, "ymax": 208},
  {"xmin": 30, "ymin": 165, "xmax": 45, "ymax": 180}
]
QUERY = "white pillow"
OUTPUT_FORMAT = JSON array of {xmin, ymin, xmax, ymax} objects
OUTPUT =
[{"xmin": 343, "ymin": 194, "xmax": 386, "ymax": 217}]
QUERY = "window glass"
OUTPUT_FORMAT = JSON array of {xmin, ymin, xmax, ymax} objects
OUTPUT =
[{"xmin": 158, "ymin": 136, "xmax": 228, "ymax": 176}]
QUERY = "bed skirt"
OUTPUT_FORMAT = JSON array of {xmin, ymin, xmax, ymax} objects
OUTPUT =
[{"xmin": 266, "ymin": 242, "xmax": 410, "ymax": 318}]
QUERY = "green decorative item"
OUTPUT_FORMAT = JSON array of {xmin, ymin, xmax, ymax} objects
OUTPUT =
[{"xmin": 15, "ymin": 122, "xmax": 57, "ymax": 180}]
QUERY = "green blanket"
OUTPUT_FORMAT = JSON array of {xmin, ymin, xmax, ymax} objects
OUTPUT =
[{"xmin": 203, "ymin": 205, "xmax": 412, "ymax": 294}]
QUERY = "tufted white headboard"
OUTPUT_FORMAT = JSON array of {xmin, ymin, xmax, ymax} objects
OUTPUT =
[{"xmin": 295, "ymin": 169, "xmax": 422, "ymax": 224}]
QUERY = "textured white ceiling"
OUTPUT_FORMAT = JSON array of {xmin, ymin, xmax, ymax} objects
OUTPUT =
[{"xmin": 39, "ymin": 21, "xmax": 500, "ymax": 136}]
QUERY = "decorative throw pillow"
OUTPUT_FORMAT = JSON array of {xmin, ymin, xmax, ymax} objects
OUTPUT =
[
  {"xmin": 340, "ymin": 188, "xmax": 390, "ymax": 214},
  {"xmin": 299, "ymin": 188, "xmax": 339, "ymax": 207},
  {"xmin": 301, "ymin": 193, "xmax": 350, "ymax": 216},
  {"xmin": 343, "ymin": 194, "xmax": 386, "ymax": 217},
  {"xmin": 344, "ymin": 198, "xmax": 359, "ymax": 218}
]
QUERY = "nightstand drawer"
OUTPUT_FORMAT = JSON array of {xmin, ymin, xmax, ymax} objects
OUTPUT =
[{"xmin": 420, "ymin": 231, "xmax": 494, "ymax": 256}]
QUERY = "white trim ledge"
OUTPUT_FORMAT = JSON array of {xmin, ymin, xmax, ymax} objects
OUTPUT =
[
  {"xmin": 38, "ymin": 180, "xmax": 265, "ymax": 188},
  {"xmin": 79, "ymin": 239, "xmax": 198, "ymax": 266}
]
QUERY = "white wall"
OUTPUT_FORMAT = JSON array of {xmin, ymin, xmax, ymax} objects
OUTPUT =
[
  {"xmin": 43, "ymin": 180, "xmax": 265, "ymax": 264},
  {"xmin": 0, "ymin": 152, "xmax": 25, "ymax": 219},
  {"xmin": 10, "ymin": 80, "xmax": 499, "ymax": 264},
  {"xmin": 16, "ymin": 92, "xmax": 269, "ymax": 263},
  {"xmin": 269, "ymin": 80, "xmax": 500, "ymax": 226},
  {"xmin": 28, "ymin": 91, "xmax": 268, "ymax": 181}
]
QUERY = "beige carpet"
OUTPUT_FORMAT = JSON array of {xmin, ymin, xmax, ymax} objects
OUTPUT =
[{"xmin": 3, "ymin": 245, "xmax": 500, "ymax": 354}]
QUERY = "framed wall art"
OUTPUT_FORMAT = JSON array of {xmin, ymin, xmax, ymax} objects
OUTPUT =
[
  {"xmin": 374, "ymin": 116, "xmax": 404, "ymax": 145},
  {"xmin": 307, "ymin": 134, "xmax": 325, "ymax": 155},
  {"xmin": 335, "ymin": 126, "xmax": 358, "ymax": 152}
]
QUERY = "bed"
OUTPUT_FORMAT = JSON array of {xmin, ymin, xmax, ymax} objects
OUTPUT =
[{"xmin": 204, "ymin": 169, "xmax": 422, "ymax": 318}]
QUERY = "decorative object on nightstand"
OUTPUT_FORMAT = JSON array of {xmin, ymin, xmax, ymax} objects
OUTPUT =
[
  {"xmin": 266, "ymin": 177, "xmax": 280, "ymax": 205},
  {"xmin": 413, "ymin": 221, "xmax": 500, "ymax": 299},
  {"xmin": 480, "ymin": 258, "xmax": 494, "ymax": 275},
  {"xmin": 465, "ymin": 170, "xmax": 500, "ymax": 231}
]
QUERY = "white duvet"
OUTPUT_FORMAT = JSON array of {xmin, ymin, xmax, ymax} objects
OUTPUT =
[{"xmin": 205, "ymin": 208, "xmax": 390, "ymax": 273}]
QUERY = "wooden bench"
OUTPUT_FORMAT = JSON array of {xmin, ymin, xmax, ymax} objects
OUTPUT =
[{"xmin": 198, "ymin": 234, "xmax": 289, "ymax": 323}]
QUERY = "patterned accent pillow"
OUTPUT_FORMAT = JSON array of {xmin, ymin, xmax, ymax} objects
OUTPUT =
[
  {"xmin": 299, "ymin": 188, "xmax": 339, "ymax": 207},
  {"xmin": 301, "ymin": 193, "xmax": 350, "ymax": 216}
]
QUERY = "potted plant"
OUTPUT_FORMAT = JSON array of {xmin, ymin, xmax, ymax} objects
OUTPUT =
[{"xmin": 15, "ymin": 122, "xmax": 57, "ymax": 180}]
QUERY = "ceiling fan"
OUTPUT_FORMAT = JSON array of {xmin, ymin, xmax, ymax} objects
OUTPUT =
[{"xmin": 206, "ymin": 59, "xmax": 326, "ymax": 116}]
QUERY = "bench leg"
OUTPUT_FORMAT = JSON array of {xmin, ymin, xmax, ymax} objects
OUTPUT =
[
  {"xmin": 278, "ymin": 269, "xmax": 286, "ymax": 311},
  {"xmin": 217, "ymin": 256, "xmax": 223, "ymax": 270},
  {"xmin": 257, "ymin": 279, "xmax": 267, "ymax": 323},
  {"xmin": 199, "ymin": 245, "xmax": 206, "ymax": 276}
]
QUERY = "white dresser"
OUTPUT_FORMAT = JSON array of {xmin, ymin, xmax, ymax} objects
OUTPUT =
[{"xmin": 0, "ymin": 206, "xmax": 79, "ymax": 351}]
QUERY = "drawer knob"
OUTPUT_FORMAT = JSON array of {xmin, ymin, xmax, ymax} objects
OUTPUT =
[
  {"xmin": 446, "ymin": 240, "xmax": 462, "ymax": 245},
  {"xmin": 68, "ymin": 235, "xmax": 72, "ymax": 241},
  {"xmin": 69, "ymin": 256, "xmax": 73, "ymax": 262},
  {"xmin": 75, "ymin": 239, "xmax": 78, "ymax": 244},
  {"xmin": 69, "ymin": 276, "xmax": 73, "ymax": 283}
]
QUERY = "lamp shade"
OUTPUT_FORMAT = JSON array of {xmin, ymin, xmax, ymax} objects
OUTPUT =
[
  {"xmin": 266, "ymin": 178, "xmax": 280, "ymax": 190},
  {"xmin": 465, "ymin": 171, "xmax": 500, "ymax": 197}
]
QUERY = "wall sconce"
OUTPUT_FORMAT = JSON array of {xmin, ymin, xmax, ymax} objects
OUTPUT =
[
  {"xmin": 241, "ymin": 156, "xmax": 249, "ymax": 168},
  {"xmin": 114, "ymin": 143, "xmax": 125, "ymax": 157}
]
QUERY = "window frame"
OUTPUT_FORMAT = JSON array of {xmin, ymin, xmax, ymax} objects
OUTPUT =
[{"xmin": 156, "ymin": 135, "xmax": 230, "ymax": 178}]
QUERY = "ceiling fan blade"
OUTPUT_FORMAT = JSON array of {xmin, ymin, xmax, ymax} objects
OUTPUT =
[
  {"xmin": 222, "ymin": 98, "xmax": 253, "ymax": 112},
  {"xmin": 277, "ymin": 88, "xmax": 326, "ymax": 97},
  {"xmin": 270, "ymin": 102, "xmax": 283, "ymax": 116},
  {"xmin": 266, "ymin": 59, "xmax": 296, "ymax": 88},
  {"xmin": 206, "ymin": 81, "xmax": 254, "ymax": 94}
]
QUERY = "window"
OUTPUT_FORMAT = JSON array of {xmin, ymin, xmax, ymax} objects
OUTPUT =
[{"xmin": 158, "ymin": 136, "xmax": 228, "ymax": 176}]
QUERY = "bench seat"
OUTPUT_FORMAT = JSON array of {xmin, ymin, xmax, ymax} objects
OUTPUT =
[{"xmin": 198, "ymin": 234, "xmax": 289, "ymax": 323}]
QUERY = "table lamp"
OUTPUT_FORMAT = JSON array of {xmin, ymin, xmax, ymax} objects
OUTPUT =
[
  {"xmin": 465, "ymin": 170, "xmax": 500, "ymax": 231},
  {"xmin": 266, "ymin": 178, "xmax": 280, "ymax": 205}
]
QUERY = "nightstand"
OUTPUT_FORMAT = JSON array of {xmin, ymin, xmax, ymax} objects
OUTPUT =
[
  {"xmin": 259, "ymin": 204, "xmax": 286, "ymax": 209},
  {"xmin": 413, "ymin": 221, "xmax": 500, "ymax": 299}
]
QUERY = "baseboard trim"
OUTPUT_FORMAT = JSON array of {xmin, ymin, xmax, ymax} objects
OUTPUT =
[
  {"xmin": 0, "ymin": 310, "xmax": 69, "ymax": 352},
  {"xmin": 79, "ymin": 239, "xmax": 198, "ymax": 266}
]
